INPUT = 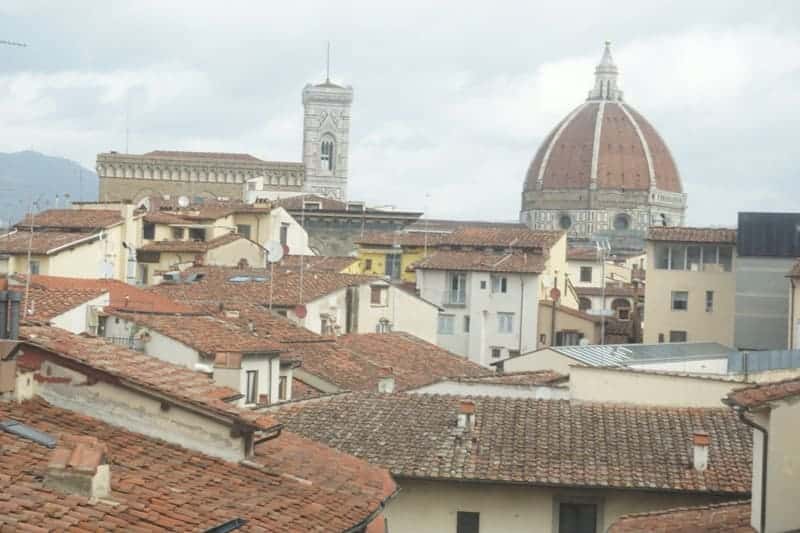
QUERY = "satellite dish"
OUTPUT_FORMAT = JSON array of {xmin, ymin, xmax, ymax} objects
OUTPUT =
[
  {"xmin": 137, "ymin": 197, "xmax": 152, "ymax": 211},
  {"xmin": 177, "ymin": 195, "xmax": 190, "ymax": 208},
  {"xmin": 263, "ymin": 240, "xmax": 284, "ymax": 263}
]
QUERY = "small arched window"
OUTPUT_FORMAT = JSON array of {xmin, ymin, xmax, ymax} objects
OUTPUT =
[{"xmin": 320, "ymin": 135, "xmax": 335, "ymax": 172}]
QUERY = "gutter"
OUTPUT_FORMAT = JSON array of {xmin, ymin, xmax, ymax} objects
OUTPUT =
[
  {"xmin": 732, "ymin": 405, "xmax": 768, "ymax": 533},
  {"xmin": 46, "ymin": 231, "xmax": 104, "ymax": 255},
  {"xmin": 342, "ymin": 486, "xmax": 401, "ymax": 533}
]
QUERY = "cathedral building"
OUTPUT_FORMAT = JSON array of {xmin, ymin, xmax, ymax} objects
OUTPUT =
[
  {"xmin": 96, "ymin": 75, "xmax": 353, "ymax": 203},
  {"xmin": 520, "ymin": 42, "xmax": 687, "ymax": 245}
]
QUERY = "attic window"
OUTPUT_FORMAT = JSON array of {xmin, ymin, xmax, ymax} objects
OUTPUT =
[{"xmin": 303, "ymin": 201, "xmax": 322, "ymax": 211}]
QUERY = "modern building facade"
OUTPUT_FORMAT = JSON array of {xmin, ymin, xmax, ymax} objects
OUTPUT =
[{"xmin": 520, "ymin": 42, "xmax": 687, "ymax": 247}]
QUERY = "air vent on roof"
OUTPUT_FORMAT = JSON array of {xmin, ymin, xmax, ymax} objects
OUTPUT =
[
  {"xmin": 227, "ymin": 275, "xmax": 267, "ymax": 283},
  {"xmin": 185, "ymin": 272, "xmax": 205, "ymax": 283},
  {"xmin": 0, "ymin": 420, "xmax": 57, "ymax": 448}
]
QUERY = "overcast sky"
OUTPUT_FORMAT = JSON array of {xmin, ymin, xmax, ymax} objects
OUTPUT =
[{"xmin": 1, "ymin": 1, "xmax": 798, "ymax": 224}]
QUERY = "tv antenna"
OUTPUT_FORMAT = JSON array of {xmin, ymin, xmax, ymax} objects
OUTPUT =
[{"xmin": 263, "ymin": 240, "xmax": 284, "ymax": 310}]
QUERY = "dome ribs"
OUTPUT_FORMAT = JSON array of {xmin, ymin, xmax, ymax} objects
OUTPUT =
[
  {"xmin": 625, "ymin": 106, "xmax": 683, "ymax": 193},
  {"xmin": 597, "ymin": 103, "xmax": 651, "ymax": 190},
  {"xmin": 540, "ymin": 104, "xmax": 597, "ymax": 189}
]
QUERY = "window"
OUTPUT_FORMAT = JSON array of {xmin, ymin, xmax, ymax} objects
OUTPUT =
[
  {"xmin": 278, "ymin": 376, "xmax": 287, "ymax": 401},
  {"xmin": 463, "ymin": 315, "xmax": 470, "ymax": 333},
  {"xmin": 480, "ymin": 280, "xmax": 487, "ymax": 290},
  {"xmin": 491, "ymin": 347, "xmax": 502, "ymax": 359},
  {"xmin": 491, "ymin": 275, "xmax": 507, "ymax": 294},
  {"xmin": 613, "ymin": 213, "xmax": 630, "ymax": 231},
  {"xmin": 236, "ymin": 224, "xmax": 251, "ymax": 239},
  {"xmin": 555, "ymin": 331, "xmax": 583, "ymax": 346},
  {"xmin": 579, "ymin": 297, "xmax": 592, "ymax": 312},
  {"xmin": 706, "ymin": 290, "xmax": 714, "ymax": 312},
  {"xmin": 580, "ymin": 266, "xmax": 592, "ymax": 283},
  {"xmin": 385, "ymin": 254, "xmax": 402, "ymax": 280},
  {"xmin": 497, "ymin": 312, "xmax": 514, "ymax": 334},
  {"xmin": 29, "ymin": 260, "xmax": 40, "ymax": 275},
  {"xmin": 559, "ymin": 214, "xmax": 572, "ymax": 230},
  {"xmin": 172, "ymin": 227, "xmax": 185, "ymax": 240},
  {"xmin": 371, "ymin": 285, "xmax": 387, "ymax": 306},
  {"xmin": 138, "ymin": 264, "xmax": 149, "ymax": 285},
  {"xmin": 718, "ymin": 246, "xmax": 733, "ymax": 272},
  {"xmin": 658, "ymin": 333, "xmax": 665, "ymax": 343},
  {"xmin": 320, "ymin": 315, "xmax": 333, "ymax": 335},
  {"xmin": 456, "ymin": 512, "xmax": 479, "ymax": 533},
  {"xmin": 654, "ymin": 244, "xmax": 669, "ymax": 270},
  {"xmin": 143, "ymin": 222, "xmax": 155, "ymax": 240},
  {"xmin": 611, "ymin": 298, "xmax": 631, "ymax": 321},
  {"xmin": 669, "ymin": 330, "xmax": 688, "ymax": 343},
  {"xmin": 437, "ymin": 315, "xmax": 455, "ymax": 335},
  {"xmin": 687, "ymin": 246, "xmax": 701, "ymax": 271},
  {"xmin": 669, "ymin": 245, "xmax": 686, "ymax": 270},
  {"xmin": 189, "ymin": 227, "xmax": 206, "ymax": 241},
  {"xmin": 279, "ymin": 223, "xmax": 289, "ymax": 246},
  {"xmin": 303, "ymin": 201, "xmax": 322, "ymax": 210},
  {"xmin": 364, "ymin": 258, "xmax": 373, "ymax": 270},
  {"xmin": 671, "ymin": 291, "xmax": 688, "ymax": 311},
  {"xmin": 320, "ymin": 135, "xmax": 335, "ymax": 171},
  {"xmin": 508, "ymin": 350, "xmax": 520, "ymax": 358},
  {"xmin": 245, "ymin": 370, "xmax": 258, "ymax": 404},
  {"xmin": 447, "ymin": 272, "xmax": 467, "ymax": 305},
  {"xmin": 557, "ymin": 502, "xmax": 597, "ymax": 533}
]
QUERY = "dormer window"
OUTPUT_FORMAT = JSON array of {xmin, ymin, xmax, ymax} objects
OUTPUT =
[{"xmin": 320, "ymin": 135, "xmax": 335, "ymax": 171}]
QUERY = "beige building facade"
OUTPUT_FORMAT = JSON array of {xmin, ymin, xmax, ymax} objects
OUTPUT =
[{"xmin": 644, "ymin": 227, "xmax": 737, "ymax": 346}]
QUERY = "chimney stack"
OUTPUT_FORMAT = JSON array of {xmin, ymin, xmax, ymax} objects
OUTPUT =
[
  {"xmin": 45, "ymin": 435, "xmax": 110, "ymax": 501},
  {"xmin": 692, "ymin": 430, "xmax": 710, "ymax": 472},
  {"xmin": 457, "ymin": 399, "xmax": 476, "ymax": 430},
  {"xmin": 378, "ymin": 367, "xmax": 395, "ymax": 393},
  {"xmin": 0, "ymin": 291, "xmax": 21, "ymax": 340}
]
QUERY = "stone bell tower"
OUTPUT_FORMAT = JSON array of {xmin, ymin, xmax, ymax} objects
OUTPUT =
[{"xmin": 301, "ymin": 59, "xmax": 354, "ymax": 201}]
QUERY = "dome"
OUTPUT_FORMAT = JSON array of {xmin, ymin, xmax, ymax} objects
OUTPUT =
[{"xmin": 524, "ymin": 43, "xmax": 682, "ymax": 194}]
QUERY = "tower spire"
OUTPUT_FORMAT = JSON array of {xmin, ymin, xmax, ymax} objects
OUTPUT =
[{"xmin": 587, "ymin": 41, "xmax": 623, "ymax": 101}]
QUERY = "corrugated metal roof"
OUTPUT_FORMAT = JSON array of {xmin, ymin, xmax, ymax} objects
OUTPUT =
[
  {"xmin": 549, "ymin": 342, "xmax": 733, "ymax": 367},
  {"xmin": 728, "ymin": 349, "xmax": 800, "ymax": 373}
]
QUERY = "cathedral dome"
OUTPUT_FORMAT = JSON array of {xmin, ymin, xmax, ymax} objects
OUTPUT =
[{"xmin": 523, "ymin": 43, "xmax": 682, "ymax": 195}]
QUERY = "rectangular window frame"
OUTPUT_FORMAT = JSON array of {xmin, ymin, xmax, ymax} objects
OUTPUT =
[
  {"xmin": 385, "ymin": 253, "xmax": 402, "ymax": 280},
  {"xmin": 437, "ymin": 314, "xmax": 455, "ymax": 335},
  {"xmin": 245, "ymin": 370, "xmax": 258, "ymax": 405},
  {"xmin": 278, "ymin": 375, "xmax": 287, "ymax": 401},
  {"xmin": 171, "ymin": 227, "xmax": 185, "ymax": 240},
  {"xmin": 446, "ymin": 272, "xmax": 467, "ymax": 305},
  {"xmin": 491, "ymin": 275, "xmax": 508, "ymax": 294},
  {"xmin": 370, "ymin": 285, "xmax": 388, "ymax": 306},
  {"xmin": 189, "ymin": 227, "xmax": 206, "ymax": 242},
  {"xmin": 456, "ymin": 511, "xmax": 480, "ymax": 533},
  {"xmin": 497, "ymin": 312, "xmax": 514, "ymax": 334},
  {"xmin": 705, "ymin": 290, "xmax": 714, "ymax": 313},
  {"xmin": 671, "ymin": 290, "xmax": 689, "ymax": 311},
  {"xmin": 143, "ymin": 222, "xmax": 155, "ymax": 240},
  {"xmin": 29, "ymin": 260, "xmax": 40, "ymax": 275},
  {"xmin": 236, "ymin": 224, "xmax": 251, "ymax": 240},
  {"xmin": 669, "ymin": 330, "xmax": 688, "ymax": 343},
  {"xmin": 579, "ymin": 266, "xmax": 592, "ymax": 283},
  {"xmin": 554, "ymin": 498, "xmax": 600, "ymax": 533},
  {"xmin": 279, "ymin": 223, "xmax": 289, "ymax": 246},
  {"xmin": 463, "ymin": 315, "xmax": 470, "ymax": 333}
]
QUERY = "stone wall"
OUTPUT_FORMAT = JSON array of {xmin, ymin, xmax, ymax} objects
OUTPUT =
[{"xmin": 99, "ymin": 177, "xmax": 243, "ymax": 203}]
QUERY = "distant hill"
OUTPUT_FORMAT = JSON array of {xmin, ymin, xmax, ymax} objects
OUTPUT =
[{"xmin": 0, "ymin": 150, "xmax": 98, "ymax": 227}]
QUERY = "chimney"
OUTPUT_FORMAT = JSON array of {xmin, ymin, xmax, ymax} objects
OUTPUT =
[
  {"xmin": 45, "ymin": 435, "xmax": 110, "ymax": 501},
  {"xmin": 457, "ymin": 399, "xmax": 476, "ymax": 430},
  {"xmin": 692, "ymin": 430, "xmax": 710, "ymax": 472},
  {"xmin": 0, "ymin": 291, "xmax": 8, "ymax": 339},
  {"xmin": 377, "ymin": 367, "xmax": 395, "ymax": 393},
  {"xmin": 8, "ymin": 292, "xmax": 20, "ymax": 339}
]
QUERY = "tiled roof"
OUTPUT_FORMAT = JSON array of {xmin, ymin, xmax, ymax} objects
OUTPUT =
[
  {"xmin": 276, "ymin": 255, "xmax": 359, "ymax": 273},
  {"xmin": 725, "ymin": 376, "xmax": 800, "ymax": 409},
  {"xmin": 292, "ymin": 377, "xmax": 326, "ymax": 400},
  {"xmin": 567, "ymin": 247, "xmax": 600, "ymax": 261},
  {"xmin": 355, "ymin": 231, "xmax": 444, "ymax": 248},
  {"xmin": 539, "ymin": 300, "xmax": 602, "ymax": 324},
  {"xmin": 789, "ymin": 259, "xmax": 800, "ymax": 278},
  {"xmin": 336, "ymin": 332, "xmax": 490, "ymax": 390},
  {"xmin": 16, "ymin": 209, "xmax": 123, "ymax": 230},
  {"xmin": 405, "ymin": 219, "xmax": 527, "ymax": 233},
  {"xmin": 275, "ymin": 393, "xmax": 752, "ymax": 494},
  {"xmin": 0, "ymin": 398, "xmax": 395, "ymax": 532},
  {"xmin": 19, "ymin": 325, "xmax": 276, "ymax": 431},
  {"xmin": 0, "ymin": 230, "xmax": 101, "ymax": 255},
  {"xmin": 149, "ymin": 266, "xmax": 381, "ymax": 307},
  {"xmin": 138, "ymin": 232, "xmax": 249, "ymax": 253},
  {"xmin": 609, "ymin": 500, "xmax": 753, "ymax": 532},
  {"xmin": 454, "ymin": 370, "xmax": 567, "ymax": 386},
  {"xmin": 647, "ymin": 227, "xmax": 737, "ymax": 244},
  {"xmin": 575, "ymin": 285, "xmax": 639, "ymax": 297},
  {"xmin": 412, "ymin": 250, "xmax": 546, "ymax": 274},
  {"xmin": 108, "ymin": 311, "xmax": 284, "ymax": 356},
  {"xmin": 19, "ymin": 286, "xmax": 107, "ymax": 322},
  {"xmin": 440, "ymin": 226, "xmax": 563, "ymax": 250},
  {"xmin": 144, "ymin": 149, "xmax": 265, "ymax": 162},
  {"xmin": 17, "ymin": 275, "xmax": 194, "ymax": 314}
]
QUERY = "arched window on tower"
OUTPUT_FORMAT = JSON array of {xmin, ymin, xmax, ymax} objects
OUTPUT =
[{"xmin": 320, "ymin": 134, "xmax": 335, "ymax": 172}]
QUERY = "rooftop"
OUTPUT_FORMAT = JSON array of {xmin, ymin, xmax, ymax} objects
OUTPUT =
[
  {"xmin": 512, "ymin": 342, "xmax": 734, "ymax": 368},
  {"xmin": 725, "ymin": 376, "xmax": 800, "ymax": 409},
  {"xmin": 0, "ymin": 398, "xmax": 395, "ymax": 531},
  {"xmin": 275, "ymin": 393, "xmax": 751, "ymax": 494},
  {"xmin": 609, "ymin": 500, "xmax": 753, "ymax": 532},
  {"xmin": 355, "ymin": 231, "xmax": 444, "ymax": 248},
  {"xmin": 444, "ymin": 370, "xmax": 567, "ymax": 387},
  {"xmin": 16, "ymin": 209, "xmax": 123, "ymax": 231},
  {"xmin": 0, "ymin": 230, "xmax": 102, "ymax": 255},
  {"xmin": 16, "ymin": 285, "xmax": 107, "ymax": 323},
  {"xmin": 138, "ymin": 232, "xmax": 250, "ymax": 253},
  {"xmin": 413, "ymin": 250, "xmax": 546, "ymax": 274},
  {"xmin": 440, "ymin": 226, "xmax": 563, "ymax": 250},
  {"xmin": 647, "ymin": 227, "xmax": 737, "ymax": 244},
  {"xmin": 276, "ymin": 255, "xmax": 359, "ymax": 274},
  {"xmin": 144, "ymin": 150, "xmax": 265, "ymax": 162},
  {"xmin": 276, "ymin": 194, "xmax": 422, "ymax": 217}
]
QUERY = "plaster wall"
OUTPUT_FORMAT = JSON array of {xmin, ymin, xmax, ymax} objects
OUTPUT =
[
  {"xmin": 628, "ymin": 357, "xmax": 728, "ymax": 374},
  {"xmin": 384, "ymin": 478, "xmax": 727, "ymax": 533},
  {"xmin": 500, "ymin": 348, "xmax": 578, "ymax": 375},
  {"xmin": 644, "ymin": 241, "xmax": 736, "ymax": 346},
  {"xmin": 356, "ymin": 283, "xmax": 437, "ymax": 342},
  {"xmin": 763, "ymin": 400, "xmax": 800, "ymax": 532},
  {"xmin": 51, "ymin": 293, "xmax": 110, "ymax": 334}
]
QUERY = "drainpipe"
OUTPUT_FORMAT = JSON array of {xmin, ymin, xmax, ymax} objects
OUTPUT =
[
  {"xmin": 736, "ymin": 407, "xmax": 768, "ymax": 533},
  {"xmin": 550, "ymin": 274, "xmax": 557, "ymax": 345},
  {"xmin": 518, "ymin": 274, "xmax": 524, "ymax": 353},
  {"xmin": 790, "ymin": 278, "xmax": 796, "ymax": 349}
]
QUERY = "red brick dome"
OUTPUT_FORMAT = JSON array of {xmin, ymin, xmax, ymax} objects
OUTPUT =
[{"xmin": 524, "ymin": 43, "xmax": 682, "ymax": 194}]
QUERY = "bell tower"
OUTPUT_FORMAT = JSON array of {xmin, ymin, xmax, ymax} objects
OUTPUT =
[{"xmin": 302, "ymin": 50, "xmax": 353, "ymax": 200}]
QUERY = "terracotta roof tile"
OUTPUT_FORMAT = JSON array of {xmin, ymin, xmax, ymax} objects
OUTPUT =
[
  {"xmin": 440, "ymin": 226, "xmax": 563, "ymax": 250},
  {"xmin": 0, "ymin": 398, "xmax": 395, "ymax": 532},
  {"xmin": 19, "ymin": 325, "xmax": 276, "ymax": 431},
  {"xmin": 138, "ymin": 232, "xmax": 249, "ymax": 253},
  {"xmin": 16, "ymin": 275, "xmax": 194, "ymax": 314},
  {"xmin": 107, "ymin": 311, "xmax": 284, "ymax": 356},
  {"xmin": 276, "ymin": 255, "xmax": 359, "ymax": 273},
  {"xmin": 413, "ymin": 250, "xmax": 546, "ymax": 274},
  {"xmin": 725, "ymin": 376, "xmax": 800, "ymax": 409},
  {"xmin": 0, "ymin": 230, "xmax": 101, "ymax": 255},
  {"xmin": 609, "ymin": 500, "xmax": 753, "ymax": 532},
  {"xmin": 16, "ymin": 286, "xmax": 107, "ymax": 322},
  {"xmin": 16, "ymin": 209, "xmax": 123, "ymax": 230},
  {"xmin": 275, "ymin": 393, "xmax": 752, "ymax": 494},
  {"xmin": 355, "ymin": 231, "xmax": 444, "ymax": 247},
  {"xmin": 454, "ymin": 370, "xmax": 568, "ymax": 386},
  {"xmin": 648, "ymin": 227, "xmax": 737, "ymax": 244},
  {"xmin": 567, "ymin": 247, "xmax": 601, "ymax": 261}
]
